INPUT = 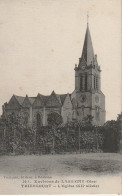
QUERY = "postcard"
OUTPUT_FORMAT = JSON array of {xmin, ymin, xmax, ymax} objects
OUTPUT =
[{"xmin": 0, "ymin": 0, "xmax": 121, "ymax": 194}]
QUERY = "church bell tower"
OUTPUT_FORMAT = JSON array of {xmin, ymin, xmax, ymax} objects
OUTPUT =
[{"xmin": 74, "ymin": 19, "xmax": 106, "ymax": 125}]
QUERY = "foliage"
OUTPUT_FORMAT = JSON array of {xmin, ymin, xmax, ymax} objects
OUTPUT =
[
  {"xmin": 102, "ymin": 120, "xmax": 121, "ymax": 152},
  {"xmin": 0, "ymin": 112, "xmax": 35, "ymax": 154},
  {"xmin": 0, "ymin": 112, "xmax": 121, "ymax": 154},
  {"xmin": 82, "ymin": 115, "xmax": 94, "ymax": 130},
  {"xmin": 47, "ymin": 112, "xmax": 63, "ymax": 127}
]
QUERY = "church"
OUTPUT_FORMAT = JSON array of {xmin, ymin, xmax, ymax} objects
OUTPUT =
[{"xmin": 2, "ymin": 22, "xmax": 106, "ymax": 127}]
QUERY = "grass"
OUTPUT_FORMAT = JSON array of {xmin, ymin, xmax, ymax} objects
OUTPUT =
[{"xmin": 0, "ymin": 153, "xmax": 121, "ymax": 176}]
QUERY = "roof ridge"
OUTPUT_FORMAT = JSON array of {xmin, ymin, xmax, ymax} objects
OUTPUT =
[{"xmin": 14, "ymin": 94, "xmax": 25, "ymax": 98}]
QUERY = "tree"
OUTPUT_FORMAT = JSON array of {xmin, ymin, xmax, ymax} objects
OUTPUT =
[
  {"xmin": 0, "ymin": 112, "xmax": 35, "ymax": 154},
  {"xmin": 82, "ymin": 115, "xmax": 94, "ymax": 128},
  {"xmin": 47, "ymin": 112, "xmax": 63, "ymax": 153},
  {"xmin": 102, "ymin": 120, "xmax": 121, "ymax": 152},
  {"xmin": 47, "ymin": 112, "xmax": 63, "ymax": 127}
]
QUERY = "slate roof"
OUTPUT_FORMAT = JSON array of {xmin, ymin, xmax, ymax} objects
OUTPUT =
[
  {"xmin": 6, "ymin": 91, "xmax": 72, "ymax": 109},
  {"xmin": 55, "ymin": 94, "xmax": 62, "ymax": 104},
  {"xmin": 14, "ymin": 95, "xmax": 25, "ymax": 105},
  {"xmin": 79, "ymin": 24, "xmax": 94, "ymax": 67},
  {"xmin": 22, "ymin": 97, "xmax": 29, "ymax": 107},
  {"xmin": 5, "ymin": 95, "xmax": 21, "ymax": 110},
  {"xmin": 59, "ymin": 94, "xmax": 67, "ymax": 104},
  {"xmin": 38, "ymin": 94, "xmax": 49, "ymax": 105},
  {"xmin": 45, "ymin": 91, "xmax": 62, "ymax": 107}
]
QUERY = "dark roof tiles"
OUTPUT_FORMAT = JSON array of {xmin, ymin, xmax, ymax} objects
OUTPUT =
[
  {"xmin": 79, "ymin": 24, "xmax": 94, "ymax": 67},
  {"xmin": 59, "ymin": 94, "xmax": 67, "ymax": 104},
  {"xmin": 9, "ymin": 91, "xmax": 72, "ymax": 108},
  {"xmin": 14, "ymin": 95, "xmax": 25, "ymax": 105}
]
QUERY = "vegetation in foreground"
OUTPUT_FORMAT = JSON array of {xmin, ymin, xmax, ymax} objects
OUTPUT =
[{"xmin": 0, "ymin": 112, "xmax": 121, "ymax": 155}]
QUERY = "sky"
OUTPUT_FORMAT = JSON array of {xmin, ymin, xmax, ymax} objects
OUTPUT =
[{"xmin": 0, "ymin": 0, "xmax": 121, "ymax": 121}]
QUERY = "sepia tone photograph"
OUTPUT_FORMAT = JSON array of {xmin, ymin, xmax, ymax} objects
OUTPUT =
[{"xmin": 0, "ymin": 0, "xmax": 121, "ymax": 194}]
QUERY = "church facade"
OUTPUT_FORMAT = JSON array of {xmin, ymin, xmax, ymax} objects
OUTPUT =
[{"xmin": 2, "ymin": 23, "xmax": 106, "ymax": 126}]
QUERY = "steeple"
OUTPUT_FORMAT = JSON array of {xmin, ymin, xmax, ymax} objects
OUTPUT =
[{"xmin": 79, "ymin": 22, "xmax": 94, "ymax": 67}]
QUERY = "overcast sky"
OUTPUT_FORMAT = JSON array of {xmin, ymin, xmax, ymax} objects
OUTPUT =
[{"xmin": 0, "ymin": 0, "xmax": 121, "ymax": 121}]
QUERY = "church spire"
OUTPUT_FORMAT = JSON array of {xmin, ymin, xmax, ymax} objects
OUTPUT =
[
  {"xmin": 87, "ymin": 12, "xmax": 89, "ymax": 25},
  {"xmin": 79, "ymin": 18, "xmax": 94, "ymax": 67}
]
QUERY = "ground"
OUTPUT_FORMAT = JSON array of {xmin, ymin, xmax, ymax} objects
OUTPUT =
[{"xmin": 0, "ymin": 153, "xmax": 121, "ymax": 176}]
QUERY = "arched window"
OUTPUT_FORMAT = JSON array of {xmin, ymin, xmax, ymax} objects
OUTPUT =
[
  {"xmin": 36, "ymin": 113, "xmax": 41, "ymax": 128},
  {"xmin": 80, "ymin": 75, "xmax": 87, "ymax": 91},
  {"xmin": 94, "ymin": 75, "xmax": 99, "ymax": 90},
  {"xmin": 80, "ymin": 76, "xmax": 83, "ymax": 91}
]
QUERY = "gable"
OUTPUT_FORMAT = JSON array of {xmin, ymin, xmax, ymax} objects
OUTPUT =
[
  {"xmin": 46, "ymin": 91, "xmax": 61, "ymax": 108},
  {"xmin": 6, "ymin": 95, "xmax": 21, "ymax": 110},
  {"xmin": 79, "ymin": 55, "xmax": 87, "ymax": 68},
  {"xmin": 22, "ymin": 96, "xmax": 31, "ymax": 108},
  {"xmin": 63, "ymin": 94, "xmax": 72, "ymax": 109},
  {"xmin": 33, "ymin": 94, "xmax": 47, "ymax": 108},
  {"xmin": 33, "ymin": 95, "xmax": 42, "ymax": 108}
]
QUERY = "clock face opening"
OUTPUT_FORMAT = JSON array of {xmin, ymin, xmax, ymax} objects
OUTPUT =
[
  {"xmin": 82, "ymin": 66, "xmax": 85, "ymax": 70},
  {"xmin": 80, "ymin": 95, "xmax": 86, "ymax": 103}
]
